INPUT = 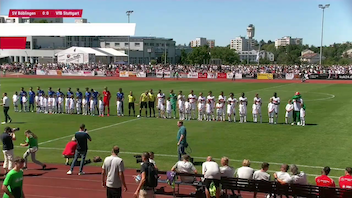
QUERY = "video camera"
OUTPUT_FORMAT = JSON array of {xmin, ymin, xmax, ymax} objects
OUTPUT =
[
  {"xmin": 6, "ymin": 127, "xmax": 20, "ymax": 133},
  {"xmin": 133, "ymin": 155, "xmax": 143, "ymax": 163}
]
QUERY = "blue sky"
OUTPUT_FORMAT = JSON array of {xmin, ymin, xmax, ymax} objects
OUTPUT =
[{"xmin": 1, "ymin": 0, "xmax": 351, "ymax": 46}]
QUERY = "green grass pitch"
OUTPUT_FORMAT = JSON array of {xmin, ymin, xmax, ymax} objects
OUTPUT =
[{"xmin": 0, "ymin": 78, "xmax": 350, "ymax": 184}]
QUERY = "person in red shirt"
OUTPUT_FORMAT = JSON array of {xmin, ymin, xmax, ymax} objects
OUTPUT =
[
  {"xmin": 62, "ymin": 137, "xmax": 77, "ymax": 165},
  {"xmin": 339, "ymin": 167, "xmax": 352, "ymax": 189},
  {"xmin": 103, "ymin": 87, "xmax": 111, "ymax": 116},
  {"xmin": 315, "ymin": 166, "xmax": 335, "ymax": 187}
]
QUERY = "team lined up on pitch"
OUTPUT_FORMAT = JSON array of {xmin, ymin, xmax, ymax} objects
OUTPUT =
[{"xmin": 11, "ymin": 86, "xmax": 306, "ymax": 125}]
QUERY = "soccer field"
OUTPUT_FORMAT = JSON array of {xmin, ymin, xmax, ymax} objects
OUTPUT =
[{"xmin": 0, "ymin": 78, "xmax": 350, "ymax": 184}]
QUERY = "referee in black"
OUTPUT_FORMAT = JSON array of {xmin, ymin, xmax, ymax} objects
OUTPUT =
[{"xmin": 2, "ymin": 93, "xmax": 12, "ymax": 124}]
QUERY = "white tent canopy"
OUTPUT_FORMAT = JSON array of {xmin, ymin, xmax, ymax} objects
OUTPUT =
[{"xmin": 55, "ymin": 47, "xmax": 127, "ymax": 57}]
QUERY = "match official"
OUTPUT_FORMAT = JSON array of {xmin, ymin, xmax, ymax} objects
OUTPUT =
[
  {"xmin": 176, "ymin": 121, "xmax": 188, "ymax": 161},
  {"xmin": 148, "ymin": 89, "xmax": 156, "ymax": 117},
  {"xmin": 128, "ymin": 91, "xmax": 136, "ymax": 117},
  {"xmin": 2, "ymin": 93, "xmax": 12, "ymax": 124},
  {"xmin": 139, "ymin": 91, "xmax": 149, "ymax": 117}
]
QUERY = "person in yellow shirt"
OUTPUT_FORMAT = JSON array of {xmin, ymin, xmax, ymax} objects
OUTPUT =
[
  {"xmin": 139, "ymin": 91, "xmax": 149, "ymax": 117},
  {"xmin": 128, "ymin": 91, "xmax": 136, "ymax": 117},
  {"xmin": 148, "ymin": 89, "xmax": 156, "ymax": 117}
]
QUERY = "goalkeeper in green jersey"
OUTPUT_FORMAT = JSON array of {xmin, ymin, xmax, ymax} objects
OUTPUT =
[{"xmin": 169, "ymin": 89, "xmax": 177, "ymax": 119}]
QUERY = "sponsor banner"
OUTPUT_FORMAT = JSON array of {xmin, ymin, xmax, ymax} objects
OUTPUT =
[
  {"xmin": 9, "ymin": 9, "xmax": 83, "ymax": 18},
  {"xmin": 128, "ymin": 71, "xmax": 137, "ymax": 77},
  {"xmin": 36, "ymin": 70, "xmax": 46, "ymax": 75},
  {"xmin": 179, "ymin": 73, "xmax": 188, "ymax": 78},
  {"xmin": 56, "ymin": 70, "xmax": 62, "ymax": 76},
  {"xmin": 0, "ymin": 37, "xmax": 27, "ymax": 49},
  {"xmin": 235, "ymin": 73, "xmax": 242, "ymax": 79},
  {"xmin": 207, "ymin": 72, "xmax": 217, "ymax": 79},
  {"xmin": 62, "ymin": 70, "xmax": 80, "ymax": 76},
  {"xmin": 47, "ymin": 70, "xmax": 57, "ymax": 75},
  {"xmin": 119, "ymin": 71, "xmax": 129, "ymax": 78},
  {"xmin": 156, "ymin": 70, "xmax": 170, "ymax": 78},
  {"xmin": 308, "ymin": 74, "xmax": 328, "ymax": 79},
  {"xmin": 217, "ymin": 73, "xmax": 227, "ymax": 79},
  {"xmin": 58, "ymin": 53, "xmax": 88, "ymax": 64},
  {"xmin": 337, "ymin": 74, "xmax": 352, "ymax": 80},
  {"xmin": 257, "ymin": 73, "xmax": 273, "ymax": 80},
  {"xmin": 198, "ymin": 72, "xmax": 208, "ymax": 79},
  {"xmin": 137, "ymin": 72, "xmax": 147, "ymax": 78},
  {"xmin": 285, "ymin": 73, "xmax": 294, "ymax": 80},
  {"xmin": 227, "ymin": 72, "xmax": 233, "ymax": 79},
  {"xmin": 81, "ymin": 71, "xmax": 93, "ymax": 76},
  {"xmin": 242, "ymin": 74, "xmax": 256, "ymax": 79},
  {"xmin": 96, "ymin": 71, "xmax": 105, "ymax": 77},
  {"xmin": 187, "ymin": 72, "xmax": 198, "ymax": 79}
]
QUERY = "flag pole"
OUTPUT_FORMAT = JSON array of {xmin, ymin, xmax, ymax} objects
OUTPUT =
[{"xmin": 257, "ymin": 43, "xmax": 261, "ymax": 65}]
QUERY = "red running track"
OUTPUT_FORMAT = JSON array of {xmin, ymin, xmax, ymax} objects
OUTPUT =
[{"xmin": 0, "ymin": 163, "xmax": 264, "ymax": 198}]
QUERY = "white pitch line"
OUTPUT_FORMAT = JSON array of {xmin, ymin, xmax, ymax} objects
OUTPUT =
[
  {"xmin": 39, "ymin": 118, "xmax": 140, "ymax": 145},
  {"xmin": 34, "ymin": 147, "xmax": 345, "ymax": 172}
]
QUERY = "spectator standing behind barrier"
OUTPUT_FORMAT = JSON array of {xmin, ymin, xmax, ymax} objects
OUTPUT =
[
  {"xmin": 202, "ymin": 156, "xmax": 221, "ymax": 198},
  {"xmin": 315, "ymin": 166, "xmax": 335, "ymax": 187},
  {"xmin": 102, "ymin": 146, "xmax": 127, "ymax": 198},
  {"xmin": 67, "ymin": 124, "xmax": 91, "ymax": 175},
  {"xmin": 133, "ymin": 152, "xmax": 156, "ymax": 198},
  {"xmin": 176, "ymin": 121, "xmax": 188, "ymax": 161},
  {"xmin": 1, "ymin": 127, "xmax": 16, "ymax": 174},
  {"xmin": 1, "ymin": 157, "xmax": 25, "ymax": 198}
]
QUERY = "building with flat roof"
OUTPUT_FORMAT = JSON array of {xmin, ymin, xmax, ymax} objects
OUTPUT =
[
  {"xmin": 230, "ymin": 37, "xmax": 257, "ymax": 51},
  {"xmin": 190, "ymin": 37, "xmax": 215, "ymax": 48},
  {"xmin": 275, "ymin": 36, "xmax": 303, "ymax": 48}
]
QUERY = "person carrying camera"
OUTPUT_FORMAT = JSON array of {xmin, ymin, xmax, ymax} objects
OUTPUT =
[
  {"xmin": 1, "ymin": 127, "xmax": 17, "ymax": 174},
  {"xmin": 133, "ymin": 152, "xmax": 158, "ymax": 198},
  {"xmin": 67, "ymin": 124, "xmax": 91, "ymax": 175}
]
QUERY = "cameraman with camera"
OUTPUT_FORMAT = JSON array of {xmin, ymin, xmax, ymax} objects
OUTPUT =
[{"xmin": 1, "ymin": 127, "xmax": 18, "ymax": 174}]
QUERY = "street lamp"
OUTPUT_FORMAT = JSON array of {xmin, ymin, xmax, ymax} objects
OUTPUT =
[
  {"xmin": 126, "ymin": 10, "xmax": 134, "ymax": 65},
  {"xmin": 318, "ymin": 4, "xmax": 330, "ymax": 65}
]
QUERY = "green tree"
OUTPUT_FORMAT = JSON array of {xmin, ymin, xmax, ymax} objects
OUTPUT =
[
  {"xmin": 188, "ymin": 45, "xmax": 210, "ymax": 65},
  {"xmin": 179, "ymin": 49, "xmax": 189, "ymax": 64},
  {"xmin": 210, "ymin": 47, "xmax": 240, "ymax": 64},
  {"xmin": 161, "ymin": 52, "xmax": 168, "ymax": 64}
]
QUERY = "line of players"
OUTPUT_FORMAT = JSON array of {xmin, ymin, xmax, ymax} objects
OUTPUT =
[
  {"xmin": 11, "ymin": 87, "xmax": 110, "ymax": 116},
  {"xmin": 153, "ymin": 90, "xmax": 304, "ymax": 125}
]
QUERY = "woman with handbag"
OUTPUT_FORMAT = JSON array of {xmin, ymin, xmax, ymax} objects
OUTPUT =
[{"xmin": 20, "ymin": 130, "xmax": 46, "ymax": 170}]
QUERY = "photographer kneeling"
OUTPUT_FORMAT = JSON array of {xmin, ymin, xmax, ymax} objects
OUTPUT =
[
  {"xmin": 0, "ymin": 127, "xmax": 18, "ymax": 174},
  {"xmin": 134, "ymin": 152, "xmax": 158, "ymax": 198}
]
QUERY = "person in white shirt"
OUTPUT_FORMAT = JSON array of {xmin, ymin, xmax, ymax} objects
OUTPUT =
[
  {"xmin": 227, "ymin": 93, "xmax": 237, "ymax": 122},
  {"xmin": 216, "ymin": 101, "xmax": 222, "ymax": 121},
  {"xmin": 90, "ymin": 96, "xmax": 95, "ymax": 116},
  {"xmin": 271, "ymin": 92, "xmax": 281, "ymax": 124},
  {"xmin": 171, "ymin": 154, "xmax": 197, "ymax": 183},
  {"xmin": 268, "ymin": 98, "xmax": 275, "ymax": 124},
  {"xmin": 220, "ymin": 157, "xmax": 235, "ymax": 178},
  {"xmin": 39, "ymin": 95, "xmax": 44, "ymax": 112},
  {"xmin": 300, "ymin": 103, "xmax": 306, "ymax": 127},
  {"xmin": 206, "ymin": 100, "xmax": 212, "ymax": 121},
  {"xmin": 35, "ymin": 94, "xmax": 40, "ymax": 113},
  {"xmin": 69, "ymin": 96, "xmax": 75, "ymax": 114},
  {"xmin": 58, "ymin": 94, "xmax": 64, "ymax": 114},
  {"xmin": 202, "ymin": 156, "xmax": 221, "ymax": 198},
  {"xmin": 285, "ymin": 100, "xmax": 294, "ymax": 124},
  {"xmin": 52, "ymin": 95, "xmax": 57, "ymax": 114},
  {"xmin": 12, "ymin": 92, "xmax": 19, "ymax": 112},
  {"xmin": 218, "ymin": 92, "xmax": 226, "ymax": 121},
  {"xmin": 65, "ymin": 95, "xmax": 70, "ymax": 114},
  {"xmin": 253, "ymin": 162, "xmax": 271, "ymax": 198},
  {"xmin": 76, "ymin": 96, "xmax": 82, "ymax": 115},
  {"xmin": 236, "ymin": 159, "xmax": 254, "ymax": 179},
  {"xmin": 197, "ymin": 92, "xmax": 206, "ymax": 121},
  {"xmin": 188, "ymin": 90, "xmax": 197, "ymax": 120},
  {"xmin": 238, "ymin": 93, "xmax": 248, "ymax": 123},
  {"xmin": 177, "ymin": 91, "xmax": 185, "ymax": 120},
  {"xmin": 274, "ymin": 164, "xmax": 292, "ymax": 185},
  {"xmin": 116, "ymin": 97, "xmax": 122, "ymax": 116},
  {"xmin": 207, "ymin": 91, "xmax": 216, "ymax": 121},
  {"xmin": 253, "ymin": 94, "xmax": 262, "ymax": 123},
  {"xmin": 2, "ymin": 93, "xmax": 12, "ymax": 124},
  {"xmin": 82, "ymin": 98, "xmax": 88, "ymax": 115},
  {"xmin": 184, "ymin": 99, "xmax": 191, "ymax": 121},
  {"xmin": 42, "ymin": 96, "xmax": 48, "ymax": 114},
  {"xmin": 157, "ymin": 90, "xmax": 165, "ymax": 118},
  {"xmin": 290, "ymin": 164, "xmax": 308, "ymax": 185},
  {"xmin": 98, "ymin": 97, "xmax": 104, "ymax": 117},
  {"xmin": 166, "ymin": 97, "xmax": 172, "ymax": 119},
  {"xmin": 252, "ymin": 103, "xmax": 258, "ymax": 123},
  {"xmin": 22, "ymin": 95, "xmax": 28, "ymax": 112},
  {"xmin": 48, "ymin": 95, "xmax": 54, "ymax": 114}
]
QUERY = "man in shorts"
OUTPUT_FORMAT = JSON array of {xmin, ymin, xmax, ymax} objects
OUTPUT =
[{"xmin": 139, "ymin": 91, "xmax": 149, "ymax": 117}]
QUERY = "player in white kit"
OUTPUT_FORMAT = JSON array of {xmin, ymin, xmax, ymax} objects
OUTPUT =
[
  {"xmin": 52, "ymin": 95, "xmax": 57, "ymax": 114},
  {"xmin": 82, "ymin": 98, "xmax": 88, "ymax": 115},
  {"xmin": 22, "ymin": 95, "xmax": 28, "ymax": 112},
  {"xmin": 271, "ymin": 92, "xmax": 281, "ymax": 124},
  {"xmin": 197, "ymin": 92, "xmax": 206, "ymax": 121},
  {"xmin": 227, "ymin": 93, "xmax": 237, "ymax": 122},
  {"xmin": 205, "ymin": 100, "xmax": 213, "ymax": 121},
  {"xmin": 285, "ymin": 100, "xmax": 294, "ymax": 124},
  {"xmin": 166, "ymin": 97, "xmax": 172, "ymax": 119},
  {"xmin": 35, "ymin": 94, "xmax": 40, "ymax": 113},
  {"xmin": 177, "ymin": 91, "xmax": 185, "ymax": 120},
  {"xmin": 65, "ymin": 96, "xmax": 70, "ymax": 114},
  {"xmin": 90, "ymin": 96, "xmax": 95, "ymax": 116},
  {"xmin": 300, "ymin": 103, "xmax": 306, "ymax": 126},
  {"xmin": 184, "ymin": 99, "xmax": 191, "ymax": 120},
  {"xmin": 48, "ymin": 95, "xmax": 53, "ymax": 114},
  {"xmin": 188, "ymin": 90, "xmax": 197, "ymax": 120},
  {"xmin": 253, "ymin": 94, "xmax": 262, "ymax": 123},
  {"xmin": 69, "ymin": 96, "xmax": 75, "ymax": 114},
  {"xmin": 216, "ymin": 101, "xmax": 223, "ymax": 121},
  {"xmin": 57, "ymin": 94, "xmax": 64, "ymax": 114},
  {"xmin": 239, "ymin": 93, "xmax": 248, "ymax": 123},
  {"xmin": 76, "ymin": 97, "xmax": 82, "ymax": 115},
  {"xmin": 13, "ymin": 92, "xmax": 19, "ymax": 112},
  {"xmin": 218, "ymin": 91, "xmax": 226, "ymax": 121},
  {"xmin": 268, "ymin": 98, "xmax": 275, "ymax": 124},
  {"xmin": 99, "ymin": 97, "xmax": 104, "ymax": 117},
  {"xmin": 157, "ymin": 90, "xmax": 166, "ymax": 118},
  {"xmin": 42, "ymin": 96, "xmax": 48, "ymax": 114},
  {"xmin": 207, "ymin": 91, "xmax": 215, "ymax": 121}
]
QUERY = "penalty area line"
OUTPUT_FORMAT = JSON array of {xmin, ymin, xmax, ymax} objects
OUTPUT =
[{"xmin": 39, "ymin": 118, "xmax": 140, "ymax": 145}]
